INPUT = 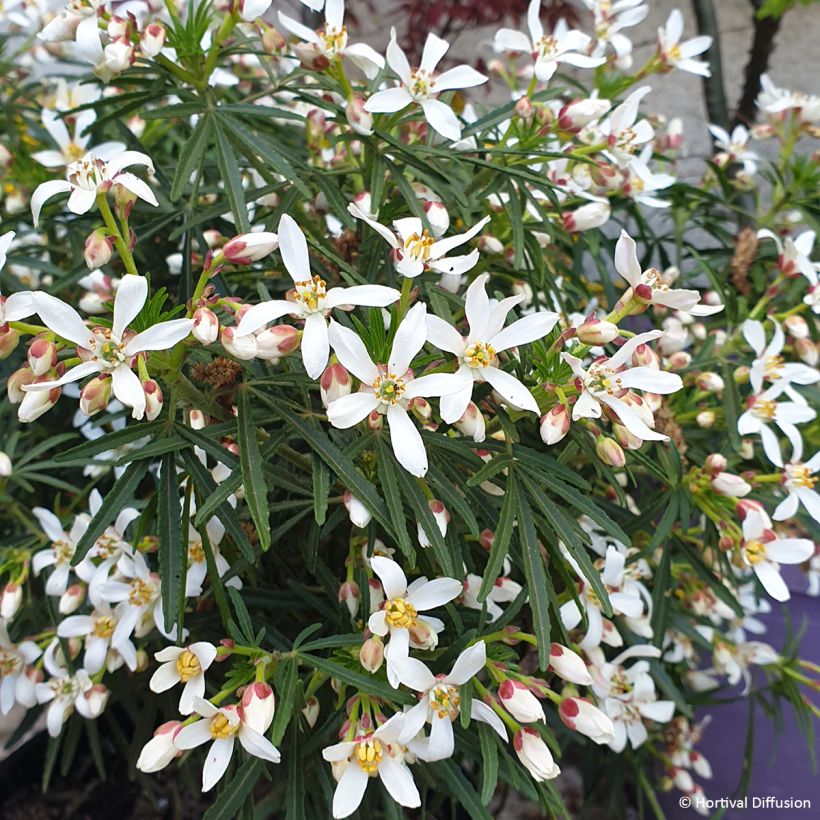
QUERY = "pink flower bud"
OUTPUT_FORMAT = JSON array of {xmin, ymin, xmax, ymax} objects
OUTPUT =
[
  {"xmin": 82, "ymin": 682, "xmax": 110, "ymax": 718},
  {"xmin": 784, "ymin": 314, "xmax": 809, "ymax": 339},
  {"xmin": 18, "ymin": 378, "xmax": 60, "ymax": 422},
  {"xmin": 136, "ymin": 721, "xmax": 183, "ymax": 773},
  {"xmin": 367, "ymin": 410, "xmax": 383, "ymax": 430},
  {"xmin": 703, "ymin": 453, "xmax": 727, "ymax": 475},
  {"xmin": 548, "ymin": 643, "xmax": 592, "ymax": 685},
  {"xmin": 696, "ymin": 410, "xmax": 715, "ymax": 428},
  {"xmin": 338, "ymin": 580, "xmax": 360, "ymax": 618},
  {"xmin": 345, "ymin": 95, "xmax": 374, "ymax": 136},
  {"xmin": 576, "ymin": 316, "xmax": 619, "ymax": 345},
  {"xmin": 417, "ymin": 500, "xmax": 450, "ymax": 548},
  {"xmin": 454, "ymin": 401, "xmax": 485, "ymax": 442},
  {"xmin": 596, "ymin": 436, "xmax": 625, "ymax": 468},
  {"xmin": 514, "ymin": 95, "xmax": 534, "ymax": 122},
  {"xmin": 223, "ymin": 232, "xmax": 280, "ymax": 264},
  {"xmin": 359, "ymin": 636, "xmax": 384, "ymax": 673},
  {"xmin": 513, "ymin": 728, "xmax": 561, "ymax": 781},
  {"xmin": 256, "ymin": 325, "xmax": 300, "ymax": 361},
  {"xmin": 711, "ymin": 472, "xmax": 751, "ymax": 498},
  {"xmin": 559, "ymin": 698, "xmax": 614, "ymax": 744},
  {"xmin": 140, "ymin": 21, "xmax": 166, "ymax": 58},
  {"xmin": 631, "ymin": 343, "xmax": 658, "ymax": 368},
  {"xmin": 343, "ymin": 491, "xmax": 372, "ymax": 528},
  {"xmin": 563, "ymin": 201, "xmax": 610, "ymax": 233},
  {"xmin": 261, "ymin": 24, "xmax": 287, "ymax": 53},
  {"xmin": 84, "ymin": 228, "xmax": 114, "ymax": 269},
  {"xmin": 424, "ymin": 200, "xmax": 450, "ymax": 237},
  {"xmin": 695, "ymin": 372, "xmax": 724, "ymax": 392},
  {"xmin": 409, "ymin": 396, "xmax": 431, "ymax": 421},
  {"xmin": 0, "ymin": 324, "xmax": 20, "ymax": 359},
  {"xmin": 192, "ymin": 308, "xmax": 219, "ymax": 345},
  {"xmin": 59, "ymin": 584, "xmax": 86, "ymax": 614},
  {"xmin": 320, "ymin": 363, "xmax": 352, "ymax": 408},
  {"xmin": 667, "ymin": 351, "xmax": 691, "ymax": 370},
  {"xmin": 79, "ymin": 373, "xmax": 113, "ymax": 417},
  {"xmin": 478, "ymin": 235, "xmax": 504, "ymax": 254},
  {"xmin": 557, "ymin": 98, "xmax": 611, "ymax": 130},
  {"xmin": 143, "ymin": 379, "xmax": 164, "ymax": 421},
  {"xmin": 794, "ymin": 337, "xmax": 818, "ymax": 367},
  {"xmin": 408, "ymin": 620, "xmax": 438, "ymax": 651},
  {"xmin": 540, "ymin": 405, "xmax": 570, "ymax": 445},
  {"xmin": 499, "ymin": 679, "xmax": 545, "ymax": 723},
  {"xmin": 240, "ymin": 682, "xmax": 276, "ymax": 734},
  {"xmin": 302, "ymin": 696, "xmax": 320, "ymax": 727},
  {"xmin": 27, "ymin": 337, "xmax": 57, "ymax": 377},
  {"xmin": 7, "ymin": 365, "xmax": 34, "ymax": 403},
  {"xmin": 0, "ymin": 583, "xmax": 22, "ymax": 619},
  {"xmin": 221, "ymin": 326, "xmax": 258, "ymax": 360}
]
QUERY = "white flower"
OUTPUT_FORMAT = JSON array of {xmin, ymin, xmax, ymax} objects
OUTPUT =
[
  {"xmin": 562, "ymin": 330, "xmax": 683, "ymax": 442},
  {"xmin": 657, "ymin": 9, "xmax": 712, "ymax": 77},
  {"xmin": 0, "ymin": 620, "xmax": 41, "ymax": 715},
  {"xmin": 31, "ymin": 506, "xmax": 94, "ymax": 596},
  {"xmin": 35, "ymin": 667, "xmax": 101, "ymax": 737},
  {"xmin": 32, "ymin": 106, "xmax": 125, "ymax": 170},
  {"xmin": 737, "ymin": 388, "xmax": 816, "ymax": 468},
  {"xmin": 740, "ymin": 511, "xmax": 813, "ymax": 602},
  {"xmin": 756, "ymin": 74, "xmax": 820, "ymax": 121},
  {"xmin": 495, "ymin": 0, "xmax": 604, "ymax": 82},
  {"xmin": 0, "ymin": 232, "xmax": 36, "ymax": 324},
  {"xmin": 327, "ymin": 303, "xmax": 464, "ymax": 477},
  {"xmin": 349, "ymin": 202, "xmax": 489, "ymax": 279},
  {"xmin": 615, "ymin": 230, "xmax": 719, "ymax": 314},
  {"xmin": 31, "ymin": 149, "xmax": 157, "ymax": 227},
  {"xmin": 236, "ymin": 215, "xmax": 399, "ymax": 378},
  {"xmin": 136, "ymin": 720, "xmax": 183, "ymax": 773},
  {"xmin": 707, "ymin": 124, "xmax": 758, "ymax": 175},
  {"xmin": 278, "ymin": 0, "xmax": 385, "ymax": 78},
  {"xmin": 774, "ymin": 453, "xmax": 820, "ymax": 524},
  {"xmin": 757, "ymin": 228, "xmax": 819, "ymax": 284},
  {"xmin": 366, "ymin": 556, "xmax": 462, "ymax": 687},
  {"xmin": 364, "ymin": 28, "xmax": 487, "ymax": 142},
  {"xmin": 174, "ymin": 697, "xmax": 281, "ymax": 792},
  {"xmin": 149, "ymin": 642, "xmax": 218, "ymax": 714},
  {"xmin": 583, "ymin": 0, "xmax": 648, "ymax": 67},
  {"xmin": 322, "ymin": 713, "xmax": 419, "ymax": 818},
  {"xmin": 57, "ymin": 602, "xmax": 137, "ymax": 674},
  {"xmin": 392, "ymin": 642, "xmax": 507, "ymax": 760},
  {"xmin": 513, "ymin": 727, "xmax": 560, "ymax": 780},
  {"xmin": 24, "ymin": 274, "xmax": 193, "ymax": 419},
  {"xmin": 743, "ymin": 318, "xmax": 819, "ymax": 397},
  {"xmin": 427, "ymin": 273, "xmax": 558, "ymax": 421},
  {"xmin": 185, "ymin": 520, "xmax": 241, "ymax": 597},
  {"xmin": 603, "ymin": 86, "xmax": 655, "ymax": 167}
]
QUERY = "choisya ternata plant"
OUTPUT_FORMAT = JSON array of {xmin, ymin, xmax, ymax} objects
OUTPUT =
[{"xmin": 0, "ymin": 0, "xmax": 818, "ymax": 817}]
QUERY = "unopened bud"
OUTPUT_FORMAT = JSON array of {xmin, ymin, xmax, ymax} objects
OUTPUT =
[
  {"xmin": 143, "ymin": 379, "xmax": 164, "ymax": 421},
  {"xmin": 262, "ymin": 24, "xmax": 287, "ymax": 53},
  {"xmin": 140, "ymin": 21, "xmax": 166, "ymax": 58},
  {"xmin": 711, "ymin": 472, "xmax": 751, "ymax": 498},
  {"xmin": 359, "ymin": 636, "xmax": 384, "ymax": 673},
  {"xmin": 18, "ymin": 378, "xmax": 60, "ymax": 422},
  {"xmin": 343, "ymin": 491, "xmax": 372, "ymax": 528},
  {"xmin": 696, "ymin": 410, "xmax": 715, "ymax": 428},
  {"xmin": 548, "ymin": 643, "xmax": 592, "ymax": 685},
  {"xmin": 557, "ymin": 98, "xmax": 611, "ymax": 130},
  {"xmin": 576, "ymin": 317, "xmax": 619, "ymax": 345},
  {"xmin": 696, "ymin": 372, "xmax": 724, "ymax": 392},
  {"xmin": 423, "ymin": 200, "xmax": 449, "ymax": 236},
  {"xmin": 703, "ymin": 453, "xmax": 727, "ymax": 475},
  {"xmin": 0, "ymin": 324, "xmax": 20, "ymax": 359},
  {"xmin": 223, "ymin": 232, "xmax": 279, "ymax": 264},
  {"xmin": 302, "ymin": 696, "xmax": 320, "ymax": 727},
  {"xmin": 794, "ymin": 337, "xmax": 818, "ymax": 366},
  {"xmin": 192, "ymin": 308, "xmax": 219, "ymax": 345},
  {"xmin": 540, "ymin": 405, "xmax": 570, "ymax": 445},
  {"xmin": 256, "ymin": 324, "xmax": 300, "ymax": 361},
  {"xmin": 667, "ymin": 351, "xmax": 691, "ymax": 370},
  {"xmin": 221, "ymin": 327, "xmax": 258, "ymax": 360},
  {"xmin": 136, "ymin": 721, "xmax": 182, "ymax": 773},
  {"xmin": 240, "ymin": 682, "xmax": 275, "ymax": 734},
  {"xmin": 499, "ymin": 679, "xmax": 545, "ymax": 723},
  {"xmin": 27, "ymin": 337, "xmax": 58, "ymax": 376},
  {"xmin": 563, "ymin": 201, "xmax": 610, "ymax": 233},
  {"xmin": 559, "ymin": 698, "xmax": 614, "ymax": 744},
  {"xmin": 478, "ymin": 235, "xmax": 504, "ymax": 254},
  {"xmin": 338, "ymin": 580, "xmax": 360, "ymax": 618},
  {"xmin": 454, "ymin": 401, "xmax": 485, "ymax": 442},
  {"xmin": 515, "ymin": 96, "xmax": 534, "ymax": 122},
  {"xmin": 596, "ymin": 436, "xmax": 625, "ymax": 467},
  {"xmin": 0, "ymin": 451, "xmax": 11, "ymax": 477},
  {"xmin": 320, "ymin": 363, "xmax": 352, "ymax": 407},
  {"xmin": 84, "ymin": 228, "xmax": 113, "ymax": 269},
  {"xmin": 79, "ymin": 373, "xmax": 113, "ymax": 417},
  {"xmin": 345, "ymin": 95, "xmax": 374, "ymax": 136},
  {"xmin": 59, "ymin": 583, "xmax": 86, "ymax": 614},
  {"xmin": 631, "ymin": 343, "xmax": 658, "ymax": 368},
  {"xmin": 0, "ymin": 583, "xmax": 23, "ymax": 619},
  {"xmin": 417, "ymin": 499, "xmax": 449, "ymax": 548},
  {"xmin": 784, "ymin": 315, "xmax": 809, "ymax": 339}
]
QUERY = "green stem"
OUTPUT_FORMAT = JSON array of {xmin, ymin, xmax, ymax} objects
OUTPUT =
[{"xmin": 97, "ymin": 194, "xmax": 139, "ymax": 277}]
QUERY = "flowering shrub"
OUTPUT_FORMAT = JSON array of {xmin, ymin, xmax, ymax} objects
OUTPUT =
[{"xmin": 0, "ymin": 0, "xmax": 818, "ymax": 816}]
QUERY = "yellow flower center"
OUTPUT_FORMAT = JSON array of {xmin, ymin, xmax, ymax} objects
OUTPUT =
[
  {"xmin": 785, "ymin": 464, "xmax": 816, "ymax": 489},
  {"xmin": 762, "ymin": 355, "xmax": 784, "ymax": 380},
  {"xmin": 743, "ymin": 540, "xmax": 767, "ymax": 565},
  {"xmin": 319, "ymin": 24, "xmax": 348, "ymax": 55},
  {"xmin": 0, "ymin": 650, "xmax": 22, "ymax": 677},
  {"xmin": 176, "ymin": 649, "xmax": 202, "ymax": 682},
  {"xmin": 129, "ymin": 577, "xmax": 155, "ymax": 606},
  {"xmin": 535, "ymin": 35, "xmax": 558, "ymax": 59},
  {"xmin": 95, "ymin": 533, "xmax": 120, "ymax": 559},
  {"xmin": 408, "ymin": 70, "xmax": 434, "ymax": 98},
  {"xmin": 464, "ymin": 341, "xmax": 496, "ymax": 369},
  {"xmin": 209, "ymin": 712, "xmax": 239, "ymax": 740},
  {"xmin": 384, "ymin": 597, "xmax": 418, "ymax": 629},
  {"xmin": 93, "ymin": 616, "xmax": 116, "ymax": 638},
  {"xmin": 404, "ymin": 230, "xmax": 434, "ymax": 261},
  {"xmin": 188, "ymin": 540, "xmax": 206, "ymax": 564},
  {"xmin": 372, "ymin": 372, "xmax": 406, "ymax": 405},
  {"xmin": 354, "ymin": 737, "xmax": 383, "ymax": 774},
  {"xmin": 65, "ymin": 142, "xmax": 86, "ymax": 161},
  {"xmin": 752, "ymin": 399, "xmax": 777, "ymax": 421},
  {"xmin": 294, "ymin": 275, "xmax": 327, "ymax": 312},
  {"xmin": 430, "ymin": 683, "xmax": 460, "ymax": 720},
  {"xmin": 87, "ymin": 327, "xmax": 127, "ymax": 365},
  {"xmin": 53, "ymin": 539, "xmax": 74, "ymax": 564}
]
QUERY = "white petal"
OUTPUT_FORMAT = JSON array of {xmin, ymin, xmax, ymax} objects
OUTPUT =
[
  {"xmin": 32, "ymin": 291, "xmax": 91, "ymax": 348},
  {"xmin": 124, "ymin": 319, "xmax": 194, "ymax": 355},
  {"xmin": 332, "ymin": 760, "xmax": 369, "ymax": 819},
  {"xmin": 435, "ymin": 65, "xmax": 487, "ymax": 92},
  {"xmin": 392, "ymin": 656, "xmax": 436, "ymax": 692},
  {"xmin": 364, "ymin": 86, "xmax": 412, "ymax": 114},
  {"xmin": 601, "ymin": 394, "xmax": 667, "ymax": 441},
  {"xmin": 471, "ymin": 699, "xmax": 508, "ymax": 740},
  {"xmin": 420, "ymin": 32, "xmax": 450, "ymax": 74},
  {"xmin": 489, "ymin": 311, "xmax": 558, "ymax": 352},
  {"xmin": 111, "ymin": 365, "xmax": 146, "ymax": 419},
  {"xmin": 202, "ymin": 737, "xmax": 235, "ymax": 791},
  {"xmin": 67, "ymin": 187, "xmax": 97, "ymax": 215},
  {"xmin": 407, "ymin": 577, "xmax": 462, "ymax": 611},
  {"xmin": 618, "ymin": 367, "xmax": 682, "ymax": 394},
  {"xmin": 766, "ymin": 538, "xmax": 814, "ymax": 564},
  {"xmin": 30, "ymin": 180, "xmax": 72, "ymax": 227},
  {"xmin": 754, "ymin": 562, "xmax": 789, "ymax": 602},
  {"xmin": 404, "ymin": 372, "xmax": 465, "ymax": 400},
  {"xmin": 614, "ymin": 231, "xmax": 641, "ymax": 286},
  {"xmin": 387, "ymin": 405, "xmax": 427, "ymax": 477},
  {"xmin": 112, "ymin": 275, "xmax": 148, "ymax": 339},
  {"xmin": 494, "ymin": 28, "xmax": 532, "ymax": 52},
  {"xmin": 327, "ymin": 391, "xmax": 379, "ymax": 428},
  {"xmin": 423, "ymin": 714, "xmax": 455, "ymax": 760},
  {"xmin": 389, "ymin": 302, "xmax": 427, "ymax": 375},
  {"xmin": 236, "ymin": 300, "xmax": 295, "ymax": 336},
  {"xmin": 370, "ymin": 556, "xmax": 408, "ymax": 600},
  {"xmin": 378, "ymin": 755, "xmax": 421, "ymax": 808},
  {"xmin": 113, "ymin": 173, "xmax": 158, "ymax": 207},
  {"xmin": 328, "ymin": 321, "xmax": 379, "ymax": 383},
  {"xmin": 238, "ymin": 726, "xmax": 281, "ymax": 762},
  {"xmin": 445, "ymin": 641, "xmax": 486, "ymax": 685},
  {"xmin": 173, "ymin": 719, "xmax": 212, "ymax": 749},
  {"xmin": 420, "ymin": 99, "xmax": 462, "ymax": 142},
  {"xmin": 324, "ymin": 285, "xmax": 400, "ymax": 310},
  {"xmin": 484, "ymin": 366, "xmax": 540, "ymax": 414},
  {"xmin": 278, "ymin": 214, "xmax": 311, "ymax": 283},
  {"xmin": 149, "ymin": 661, "xmax": 180, "ymax": 693},
  {"xmin": 301, "ymin": 312, "xmax": 330, "ymax": 379}
]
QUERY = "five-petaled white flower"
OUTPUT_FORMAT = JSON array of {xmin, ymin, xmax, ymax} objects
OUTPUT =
[
  {"xmin": 495, "ymin": 0, "xmax": 604, "ymax": 83},
  {"xmin": 707, "ymin": 123, "xmax": 758, "ymax": 175},
  {"xmin": 367, "ymin": 556, "xmax": 462, "ymax": 687},
  {"xmin": 364, "ymin": 28, "xmax": 488, "ymax": 142},
  {"xmin": 737, "ymin": 388, "xmax": 816, "ymax": 468},
  {"xmin": 278, "ymin": 0, "xmax": 385, "ymax": 78},
  {"xmin": 743, "ymin": 318, "xmax": 818, "ymax": 397},
  {"xmin": 32, "ymin": 106, "xmax": 125, "ymax": 170},
  {"xmin": 427, "ymin": 273, "xmax": 558, "ymax": 422},
  {"xmin": 24, "ymin": 274, "xmax": 193, "ymax": 419},
  {"xmin": 757, "ymin": 229, "xmax": 819, "ymax": 284},
  {"xmin": 322, "ymin": 713, "xmax": 419, "ymax": 819},
  {"xmin": 615, "ymin": 230, "xmax": 722, "ymax": 315},
  {"xmin": 149, "ymin": 642, "xmax": 218, "ymax": 715},
  {"xmin": 57, "ymin": 602, "xmax": 137, "ymax": 674},
  {"xmin": 31, "ymin": 150, "xmax": 157, "ymax": 227},
  {"xmin": 32, "ymin": 506, "xmax": 93, "ymax": 597},
  {"xmin": 0, "ymin": 620, "xmax": 41, "ymax": 715},
  {"xmin": 174, "ymin": 696, "xmax": 281, "ymax": 792},
  {"xmin": 740, "ymin": 510, "xmax": 814, "ymax": 602},
  {"xmin": 349, "ymin": 202, "xmax": 489, "ymax": 279},
  {"xmin": 327, "ymin": 303, "xmax": 464, "ymax": 477},
  {"xmin": 656, "ymin": 9, "xmax": 712, "ymax": 76},
  {"xmin": 236, "ymin": 214, "xmax": 400, "ymax": 378},
  {"xmin": 561, "ymin": 330, "xmax": 684, "ymax": 441},
  {"xmin": 774, "ymin": 453, "xmax": 820, "ymax": 524},
  {"xmin": 392, "ymin": 641, "xmax": 508, "ymax": 760}
]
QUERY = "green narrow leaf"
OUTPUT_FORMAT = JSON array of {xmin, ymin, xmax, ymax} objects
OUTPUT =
[
  {"xmin": 517, "ymin": 495, "xmax": 551, "ymax": 670},
  {"xmin": 721, "ymin": 360, "xmax": 744, "ymax": 453},
  {"xmin": 298, "ymin": 654, "xmax": 413, "ymax": 704},
  {"xmin": 434, "ymin": 759, "xmax": 493, "ymax": 820},
  {"xmin": 170, "ymin": 114, "xmax": 212, "ymax": 201},
  {"xmin": 71, "ymin": 460, "xmax": 149, "ymax": 564},
  {"xmin": 54, "ymin": 421, "xmax": 161, "ymax": 463},
  {"xmin": 374, "ymin": 437, "xmax": 414, "ymax": 562},
  {"xmin": 285, "ymin": 717, "xmax": 306, "ymax": 820},
  {"xmin": 478, "ymin": 723, "xmax": 499, "ymax": 806},
  {"xmin": 477, "ymin": 473, "xmax": 517, "ymax": 602},
  {"xmin": 271, "ymin": 657, "xmax": 298, "ymax": 745},
  {"xmin": 237, "ymin": 386, "xmax": 271, "ymax": 551},
  {"xmin": 213, "ymin": 122, "xmax": 250, "ymax": 232},
  {"xmin": 312, "ymin": 454, "xmax": 330, "ymax": 526},
  {"xmin": 202, "ymin": 758, "xmax": 262, "ymax": 820},
  {"xmin": 158, "ymin": 452, "xmax": 186, "ymax": 634}
]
